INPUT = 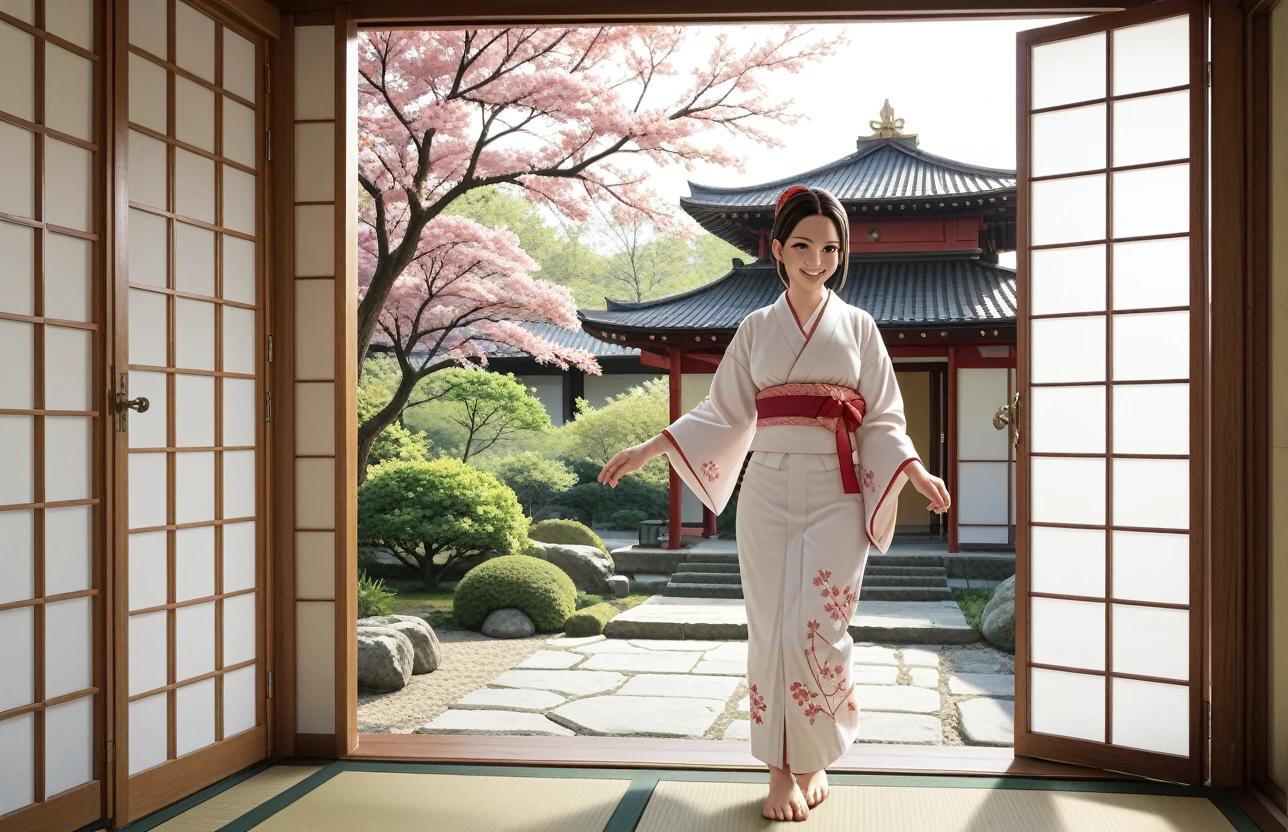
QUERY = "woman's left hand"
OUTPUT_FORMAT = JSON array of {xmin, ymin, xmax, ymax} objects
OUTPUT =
[{"xmin": 906, "ymin": 460, "xmax": 951, "ymax": 515}]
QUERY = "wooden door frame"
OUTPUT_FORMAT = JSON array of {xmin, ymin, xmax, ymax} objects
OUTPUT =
[{"xmin": 258, "ymin": 0, "xmax": 1260, "ymax": 792}]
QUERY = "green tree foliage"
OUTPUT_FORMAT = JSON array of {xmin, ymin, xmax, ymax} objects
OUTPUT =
[
  {"xmin": 358, "ymin": 357, "xmax": 429, "ymax": 473},
  {"xmin": 474, "ymin": 452, "xmax": 578, "ymax": 517},
  {"xmin": 357, "ymin": 460, "xmax": 530, "ymax": 590},
  {"xmin": 560, "ymin": 378, "xmax": 671, "ymax": 487},
  {"xmin": 419, "ymin": 368, "xmax": 552, "ymax": 461}
]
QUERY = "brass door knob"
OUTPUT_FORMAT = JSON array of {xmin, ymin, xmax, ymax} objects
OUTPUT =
[{"xmin": 125, "ymin": 396, "xmax": 150, "ymax": 413}]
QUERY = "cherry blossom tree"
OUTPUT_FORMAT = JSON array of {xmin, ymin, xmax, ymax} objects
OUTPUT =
[{"xmin": 357, "ymin": 25, "xmax": 845, "ymax": 476}]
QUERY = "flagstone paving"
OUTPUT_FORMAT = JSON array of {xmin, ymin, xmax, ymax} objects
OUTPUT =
[{"xmin": 413, "ymin": 635, "xmax": 1017, "ymax": 748}]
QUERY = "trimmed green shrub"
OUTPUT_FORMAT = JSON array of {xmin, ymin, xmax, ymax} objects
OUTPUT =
[
  {"xmin": 609, "ymin": 509, "xmax": 648, "ymax": 530},
  {"xmin": 528, "ymin": 519, "xmax": 609, "ymax": 555},
  {"xmin": 452, "ymin": 555, "xmax": 577, "ymax": 632},
  {"xmin": 522, "ymin": 540, "xmax": 547, "ymax": 558},
  {"xmin": 564, "ymin": 602, "xmax": 617, "ymax": 637},
  {"xmin": 357, "ymin": 572, "xmax": 396, "ymax": 618},
  {"xmin": 555, "ymin": 478, "xmax": 668, "ymax": 526},
  {"xmin": 576, "ymin": 591, "xmax": 607, "ymax": 609}
]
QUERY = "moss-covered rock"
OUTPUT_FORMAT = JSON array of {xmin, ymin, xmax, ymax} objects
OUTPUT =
[
  {"xmin": 563, "ymin": 602, "xmax": 617, "ymax": 637},
  {"xmin": 528, "ymin": 519, "xmax": 609, "ymax": 555}
]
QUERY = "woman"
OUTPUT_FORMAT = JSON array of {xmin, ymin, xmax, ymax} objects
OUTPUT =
[{"xmin": 598, "ymin": 186, "xmax": 950, "ymax": 822}]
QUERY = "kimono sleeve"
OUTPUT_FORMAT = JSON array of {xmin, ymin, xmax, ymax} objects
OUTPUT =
[
  {"xmin": 659, "ymin": 319, "xmax": 758, "ymax": 516},
  {"xmin": 856, "ymin": 313, "xmax": 922, "ymax": 553}
]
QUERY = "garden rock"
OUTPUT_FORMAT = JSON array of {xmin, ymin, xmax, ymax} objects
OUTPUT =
[
  {"xmin": 482, "ymin": 608, "xmax": 536, "ymax": 639},
  {"xmin": 980, "ymin": 575, "xmax": 1016, "ymax": 653},
  {"xmin": 606, "ymin": 576, "xmax": 630, "ymax": 597},
  {"xmin": 356, "ymin": 626, "xmax": 415, "ymax": 692},
  {"xmin": 536, "ymin": 542, "xmax": 614, "ymax": 594},
  {"xmin": 534, "ymin": 506, "xmax": 588, "ymax": 524},
  {"xmin": 357, "ymin": 615, "xmax": 441, "ymax": 674}
]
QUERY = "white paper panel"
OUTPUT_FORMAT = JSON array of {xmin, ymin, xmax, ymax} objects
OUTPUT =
[
  {"xmin": 128, "ymin": 130, "xmax": 168, "ymax": 211},
  {"xmin": 1113, "ymin": 165, "xmax": 1189, "ymax": 239},
  {"xmin": 1114, "ymin": 311, "xmax": 1189, "ymax": 381},
  {"xmin": 295, "ymin": 123, "xmax": 335, "ymax": 202},
  {"xmin": 175, "ymin": 451, "xmax": 215, "ymax": 524},
  {"xmin": 0, "ymin": 511, "xmax": 34, "ymax": 604},
  {"xmin": 1031, "ymin": 31, "xmax": 1106, "ymax": 110},
  {"xmin": 0, "ymin": 415, "xmax": 35, "ymax": 505},
  {"xmin": 44, "ymin": 505, "xmax": 92, "ymax": 595},
  {"xmin": 127, "ymin": 370, "xmax": 168, "ymax": 449},
  {"xmin": 1112, "ymin": 677, "xmax": 1189, "ymax": 755},
  {"xmin": 223, "ymin": 306, "xmax": 257, "ymax": 375},
  {"xmin": 44, "ymin": 325, "xmax": 92, "ymax": 411},
  {"xmin": 1112, "ymin": 15, "xmax": 1189, "ymax": 97},
  {"xmin": 1031, "ymin": 316, "xmax": 1105, "ymax": 383},
  {"xmin": 1113, "ymin": 458, "xmax": 1189, "ymax": 530},
  {"xmin": 224, "ymin": 450, "xmax": 256, "ymax": 519},
  {"xmin": 44, "ymin": 696, "xmax": 93, "ymax": 797},
  {"xmin": 0, "ymin": 0, "xmax": 34, "ymax": 23},
  {"xmin": 223, "ymin": 29, "xmax": 256, "ymax": 102},
  {"xmin": 1113, "ymin": 604, "xmax": 1188, "ymax": 681},
  {"xmin": 175, "ymin": 373, "xmax": 215, "ymax": 448},
  {"xmin": 223, "ymin": 236, "xmax": 257, "ymax": 304},
  {"xmin": 295, "ymin": 458, "xmax": 335, "ymax": 529},
  {"xmin": 175, "ymin": 678, "xmax": 215, "ymax": 756},
  {"xmin": 128, "ymin": 531, "xmax": 168, "ymax": 611},
  {"xmin": 293, "ymin": 26, "xmax": 335, "ymax": 120},
  {"xmin": 957, "ymin": 368, "xmax": 1008, "ymax": 460},
  {"xmin": 128, "ymin": 693, "xmax": 168, "ymax": 775},
  {"xmin": 1032, "ymin": 597, "xmax": 1105, "ymax": 671},
  {"xmin": 175, "ymin": 525, "xmax": 215, "ymax": 601},
  {"xmin": 44, "ymin": 45, "xmax": 93, "ymax": 141},
  {"xmin": 128, "ymin": 208, "xmax": 168, "ymax": 289},
  {"xmin": 129, "ymin": 610, "xmax": 168, "ymax": 696},
  {"xmin": 45, "ymin": 139, "xmax": 93, "ymax": 232},
  {"xmin": 175, "ymin": 298, "xmax": 216, "ymax": 371},
  {"xmin": 45, "ymin": 233, "xmax": 93, "ymax": 322},
  {"xmin": 223, "ymin": 592, "xmax": 256, "ymax": 666},
  {"xmin": 1113, "ymin": 91, "xmax": 1189, "ymax": 167},
  {"xmin": 175, "ymin": 1, "xmax": 215, "ymax": 81},
  {"xmin": 1113, "ymin": 237, "xmax": 1189, "ymax": 311},
  {"xmin": 0, "ymin": 713, "xmax": 34, "ymax": 816},
  {"xmin": 295, "ymin": 601, "xmax": 334, "ymax": 733},
  {"xmin": 223, "ymin": 521, "xmax": 256, "ymax": 593},
  {"xmin": 175, "ymin": 601, "xmax": 215, "ymax": 680},
  {"xmin": 294, "ymin": 279, "xmax": 334, "ymax": 381},
  {"xmin": 1032, "ymin": 174, "xmax": 1106, "ymax": 247},
  {"xmin": 0, "ymin": 319, "xmax": 34, "ymax": 409},
  {"xmin": 128, "ymin": 52, "xmax": 168, "ymax": 134},
  {"xmin": 1032, "ymin": 526, "xmax": 1106, "ymax": 598},
  {"xmin": 128, "ymin": 287, "xmax": 168, "ymax": 367},
  {"xmin": 223, "ymin": 663, "xmax": 257, "ymax": 736},
  {"xmin": 0, "ymin": 22, "xmax": 36, "ymax": 122},
  {"xmin": 224, "ymin": 98, "xmax": 256, "ymax": 168},
  {"xmin": 224, "ymin": 378, "xmax": 257, "ymax": 447},
  {"xmin": 1030, "ymin": 667, "xmax": 1105, "ymax": 743},
  {"xmin": 1113, "ymin": 531, "xmax": 1189, "ymax": 605},
  {"xmin": 44, "ymin": 597, "xmax": 91, "ymax": 698},
  {"xmin": 128, "ymin": 452, "xmax": 167, "ymax": 529},
  {"xmin": 1113, "ymin": 383, "xmax": 1188, "ymax": 455},
  {"xmin": 0, "ymin": 608, "xmax": 34, "ymax": 711},
  {"xmin": 0, "ymin": 222, "xmax": 34, "ymax": 316},
  {"xmin": 295, "ymin": 531, "xmax": 334, "ymax": 600},
  {"xmin": 1030, "ymin": 244, "xmax": 1105, "ymax": 316},
  {"xmin": 175, "ymin": 76, "xmax": 215, "ymax": 152},
  {"xmin": 45, "ymin": 416, "xmax": 91, "ymax": 501},
  {"xmin": 128, "ymin": 0, "xmax": 167, "ymax": 56},
  {"xmin": 295, "ymin": 382, "xmax": 335, "ymax": 456},
  {"xmin": 175, "ymin": 149, "xmax": 215, "ymax": 224},
  {"xmin": 294, "ymin": 205, "xmax": 335, "ymax": 276},
  {"xmin": 0, "ymin": 122, "xmax": 35, "ymax": 218},
  {"xmin": 176, "ymin": 222, "xmax": 216, "ymax": 297},
  {"xmin": 1031, "ymin": 104, "xmax": 1106, "ymax": 177},
  {"xmin": 1030, "ymin": 385, "xmax": 1105, "ymax": 454},
  {"xmin": 223, "ymin": 166, "xmax": 256, "ymax": 235},
  {"xmin": 45, "ymin": 0, "xmax": 94, "ymax": 49},
  {"xmin": 958, "ymin": 462, "xmax": 1009, "ymax": 526},
  {"xmin": 1032, "ymin": 457, "xmax": 1105, "ymax": 526}
]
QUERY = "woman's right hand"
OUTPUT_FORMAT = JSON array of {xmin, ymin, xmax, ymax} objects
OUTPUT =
[{"xmin": 598, "ymin": 435, "xmax": 669, "ymax": 487}]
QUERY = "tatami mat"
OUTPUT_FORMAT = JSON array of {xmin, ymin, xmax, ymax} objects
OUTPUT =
[
  {"xmin": 126, "ymin": 765, "xmax": 322, "ymax": 832},
  {"xmin": 635, "ymin": 779, "xmax": 1240, "ymax": 832}
]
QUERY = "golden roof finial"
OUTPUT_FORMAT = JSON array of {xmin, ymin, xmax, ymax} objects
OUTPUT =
[{"xmin": 858, "ymin": 100, "xmax": 919, "ymax": 147}]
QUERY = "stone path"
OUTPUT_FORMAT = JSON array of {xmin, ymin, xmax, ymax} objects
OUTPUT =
[{"xmin": 417, "ymin": 636, "xmax": 1015, "ymax": 747}]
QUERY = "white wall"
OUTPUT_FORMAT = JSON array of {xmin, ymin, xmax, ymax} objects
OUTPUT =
[{"xmin": 584, "ymin": 372, "xmax": 662, "ymax": 408}]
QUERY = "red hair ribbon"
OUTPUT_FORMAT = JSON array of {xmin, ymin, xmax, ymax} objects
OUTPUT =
[{"xmin": 775, "ymin": 186, "xmax": 809, "ymax": 216}]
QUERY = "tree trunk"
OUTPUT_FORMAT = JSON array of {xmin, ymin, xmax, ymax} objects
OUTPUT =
[
  {"xmin": 356, "ymin": 363, "xmax": 423, "ymax": 482},
  {"xmin": 420, "ymin": 549, "xmax": 438, "ymax": 591}
]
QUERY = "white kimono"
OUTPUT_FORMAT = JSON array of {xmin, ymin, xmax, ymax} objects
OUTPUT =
[{"xmin": 661, "ymin": 288, "xmax": 920, "ymax": 772}]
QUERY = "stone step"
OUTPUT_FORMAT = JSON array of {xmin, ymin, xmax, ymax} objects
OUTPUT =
[
  {"xmin": 671, "ymin": 572, "xmax": 743, "ymax": 585},
  {"xmin": 867, "ymin": 554, "xmax": 946, "ymax": 568},
  {"xmin": 685, "ymin": 552, "xmax": 740, "ymax": 565},
  {"xmin": 858, "ymin": 586, "xmax": 955, "ymax": 601},
  {"xmin": 682, "ymin": 562, "xmax": 742, "ymax": 574},
  {"xmin": 866, "ymin": 565, "xmax": 948, "ymax": 578},
  {"xmin": 662, "ymin": 582, "xmax": 745, "ymax": 599},
  {"xmin": 862, "ymin": 575, "xmax": 949, "ymax": 588}
]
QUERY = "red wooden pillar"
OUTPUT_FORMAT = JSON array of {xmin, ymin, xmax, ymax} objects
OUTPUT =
[
  {"xmin": 668, "ymin": 348, "xmax": 683, "ymax": 550},
  {"xmin": 947, "ymin": 346, "xmax": 960, "ymax": 554},
  {"xmin": 702, "ymin": 506, "xmax": 717, "ymax": 537}
]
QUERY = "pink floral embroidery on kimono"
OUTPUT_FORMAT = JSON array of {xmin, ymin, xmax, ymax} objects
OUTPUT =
[
  {"xmin": 858, "ymin": 463, "xmax": 877, "ymax": 494},
  {"xmin": 700, "ymin": 460, "xmax": 720, "ymax": 482},
  {"xmin": 790, "ymin": 571, "xmax": 860, "ymax": 725},
  {"xmin": 748, "ymin": 684, "xmax": 768, "ymax": 725}
]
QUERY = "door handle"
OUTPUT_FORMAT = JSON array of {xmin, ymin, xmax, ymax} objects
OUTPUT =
[
  {"xmin": 992, "ymin": 393, "xmax": 1020, "ymax": 447},
  {"xmin": 113, "ymin": 373, "xmax": 150, "ymax": 432}
]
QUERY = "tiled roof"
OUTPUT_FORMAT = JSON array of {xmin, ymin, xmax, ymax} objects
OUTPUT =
[
  {"xmin": 482, "ymin": 321, "xmax": 640, "ymax": 359},
  {"xmin": 579, "ymin": 255, "xmax": 1017, "ymax": 332}
]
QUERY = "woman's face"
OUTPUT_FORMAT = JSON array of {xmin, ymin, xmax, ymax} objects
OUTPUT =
[{"xmin": 771, "ymin": 213, "xmax": 842, "ymax": 291}]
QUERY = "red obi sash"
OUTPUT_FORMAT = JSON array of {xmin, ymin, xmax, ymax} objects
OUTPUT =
[{"xmin": 754, "ymin": 383, "xmax": 867, "ymax": 494}]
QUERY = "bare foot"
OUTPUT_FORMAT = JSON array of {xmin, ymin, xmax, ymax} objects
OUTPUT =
[
  {"xmin": 794, "ymin": 769, "xmax": 829, "ymax": 808},
  {"xmin": 764, "ymin": 766, "xmax": 809, "ymax": 822}
]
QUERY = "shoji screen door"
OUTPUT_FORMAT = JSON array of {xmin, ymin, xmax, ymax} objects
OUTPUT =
[
  {"xmin": 0, "ymin": 0, "xmax": 105, "ymax": 829},
  {"xmin": 1016, "ymin": 0, "xmax": 1205, "ymax": 784},
  {"xmin": 114, "ymin": 0, "xmax": 269, "ymax": 822}
]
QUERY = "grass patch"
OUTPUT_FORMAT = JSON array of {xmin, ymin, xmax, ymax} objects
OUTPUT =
[{"xmin": 952, "ymin": 587, "xmax": 993, "ymax": 633}]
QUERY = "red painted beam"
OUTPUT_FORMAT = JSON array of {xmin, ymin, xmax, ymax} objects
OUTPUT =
[
  {"xmin": 947, "ymin": 346, "xmax": 959, "ymax": 554},
  {"xmin": 667, "ymin": 348, "xmax": 683, "ymax": 550}
]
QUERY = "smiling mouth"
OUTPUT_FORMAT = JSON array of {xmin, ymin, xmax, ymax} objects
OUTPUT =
[{"xmin": 800, "ymin": 269, "xmax": 826, "ymax": 277}]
